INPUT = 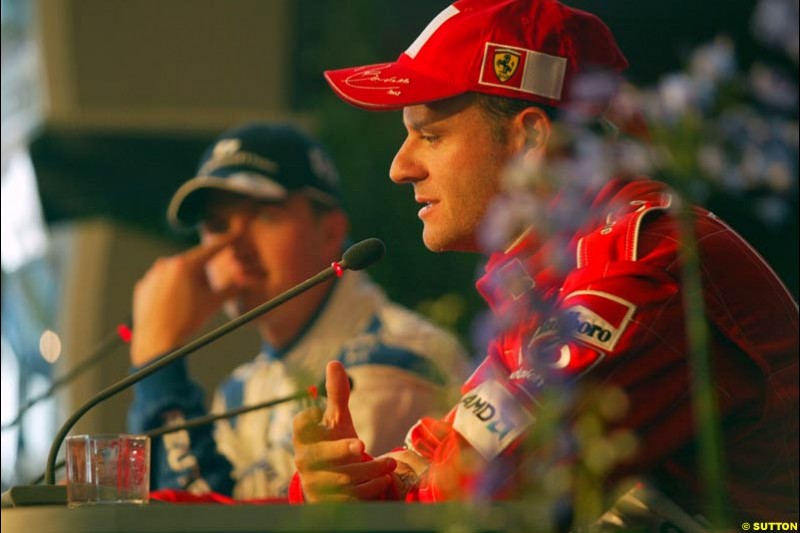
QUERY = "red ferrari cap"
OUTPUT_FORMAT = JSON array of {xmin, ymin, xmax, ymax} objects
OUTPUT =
[{"xmin": 324, "ymin": 0, "xmax": 628, "ymax": 112}]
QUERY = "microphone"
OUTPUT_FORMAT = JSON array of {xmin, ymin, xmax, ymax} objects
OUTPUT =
[
  {"xmin": 1, "ymin": 238, "xmax": 384, "ymax": 506},
  {"xmin": 1, "ymin": 320, "xmax": 132, "ymax": 432},
  {"xmin": 341, "ymin": 238, "xmax": 385, "ymax": 270}
]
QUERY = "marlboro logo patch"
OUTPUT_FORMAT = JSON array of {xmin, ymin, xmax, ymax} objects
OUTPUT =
[
  {"xmin": 561, "ymin": 290, "xmax": 635, "ymax": 351},
  {"xmin": 533, "ymin": 290, "xmax": 636, "ymax": 353}
]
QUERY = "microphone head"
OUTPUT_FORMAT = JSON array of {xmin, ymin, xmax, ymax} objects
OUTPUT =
[{"xmin": 341, "ymin": 238, "xmax": 386, "ymax": 271}]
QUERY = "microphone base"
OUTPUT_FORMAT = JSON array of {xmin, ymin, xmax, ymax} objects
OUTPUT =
[{"xmin": 1, "ymin": 485, "xmax": 67, "ymax": 508}]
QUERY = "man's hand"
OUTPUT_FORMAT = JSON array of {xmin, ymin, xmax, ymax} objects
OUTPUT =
[
  {"xmin": 130, "ymin": 235, "xmax": 239, "ymax": 367},
  {"xmin": 293, "ymin": 361, "xmax": 398, "ymax": 502}
]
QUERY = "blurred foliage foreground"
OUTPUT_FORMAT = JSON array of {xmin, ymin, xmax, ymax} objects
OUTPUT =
[{"xmin": 360, "ymin": 0, "xmax": 798, "ymax": 531}]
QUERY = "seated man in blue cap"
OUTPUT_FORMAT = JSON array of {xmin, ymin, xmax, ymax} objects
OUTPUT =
[{"xmin": 127, "ymin": 123, "xmax": 469, "ymax": 499}]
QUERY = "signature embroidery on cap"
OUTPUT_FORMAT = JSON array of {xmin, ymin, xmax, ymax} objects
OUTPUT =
[
  {"xmin": 494, "ymin": 49, "xmax": 521, "ymax": 83},
  {"xmin": 344, "ymin": 65, "xmax": 410, "ymax": 91}
]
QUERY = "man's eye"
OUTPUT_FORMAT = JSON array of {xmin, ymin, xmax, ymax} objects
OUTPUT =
[{"xmin": 421, "ymin": 134, "xmax": 439, "ymax": 144}]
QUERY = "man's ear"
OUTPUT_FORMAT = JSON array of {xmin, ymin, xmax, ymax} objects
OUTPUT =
[{"xmin": 509, "ymin": 106, "xmax": 551, "ymax": 162}]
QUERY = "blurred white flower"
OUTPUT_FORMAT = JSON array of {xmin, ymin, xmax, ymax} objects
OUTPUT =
[
  {"xmin": 690, "ymin": 36, "xmax": 737, "ymax": 85},
  {"xmin": 565, "ymin": 71, "xmax": 622, "ymax": 120},
  {"xmin": 478, "ymin": 192, "xmax": 542, "ymax": 253},
  {"xmin": 637, "ymin": 88, "xmax": 664, "ymax": 123},
  {"xmin": 571, "ymin": 71, "xmax": 620, "ymax": 105},
  {"xmin": 740, "ymin": 143, "xmax": 766, "ymax": 186},
  {"xmin": 754, "ymin": 196, "xmax": 791, "ymax": 225},
  {"xmin": 617, "ymin": 139, "xmax": 655, "ymax": 176},
  {"xmin": 752, "ymin": 0, "xmax": 799, "ymax": 61},
  {"xmin": 749, "ymin": 63, "xmax": 799, "ymax": 111},
  {"xmin": 606, "ymin": 83, "xmax": 642, "ymax": 128},
  {"xmin": 502, "ymin": 153, "xmax": 546, "ymax": 193},
  {"xmin": 764, "ymin": 161, "xmax": 793, "ymax": 192},
  {"xmin": 687, "ymin": 36, "xmax": 737, "ymax": 109},
  {"xmin": 570, "ymin": 135, "xmax": 616, "ymax": 188},
  {"xmin": 658, "ymin": 74, "xmax": 698, "ymax": 120}
]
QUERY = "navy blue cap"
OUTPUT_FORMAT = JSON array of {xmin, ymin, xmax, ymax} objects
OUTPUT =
[{"xmin": 167, "ymin": 123, "xmax": 341, "ymax": 229}]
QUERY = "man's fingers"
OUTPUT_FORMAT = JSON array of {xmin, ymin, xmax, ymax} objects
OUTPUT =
[
  {"xmin": 338, "ymin": 457, "xmax": 397, "ymax": 487},
  {"xmin": 302, "ymin": 457, "xmax": 395, "ymax": 487},
  {"xmin": 182, "ymin": 232, "xmax": 238, "ymax": 265},
  {"xmin": 301, "ymin": 458, "xmax": 397, "ymax": 502},
  {"xmin": 306, "ymin": 475, "xmax": 396, "ymax": 503},
  {"xmin": 323, "ymin": 361, "xmax": 354, "ymax": 432},
  {"xmin": 292, "ymin": 407, "xmax": 325, "ymax": 445},
  {"xmin": 295, "ymin": 438, "xmax": 364, "ymax": 470},
  {"xmin": 350, "ymin": 473, "xmax": 396, "ymax": 500}
]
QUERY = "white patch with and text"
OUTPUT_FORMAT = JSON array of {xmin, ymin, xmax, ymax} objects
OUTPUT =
[{"xmin": 452, "ymin": 379, "xmax": 535, "ymax": 460}]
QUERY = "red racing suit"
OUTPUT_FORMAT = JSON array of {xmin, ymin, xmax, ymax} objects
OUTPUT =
[
  {"xmin": 290, "ymin": 177, "xmax": 797, "ymax": 521},
  {"xmin": 402, "ymin": 178, "xmax": 798, "ymax": 520}
]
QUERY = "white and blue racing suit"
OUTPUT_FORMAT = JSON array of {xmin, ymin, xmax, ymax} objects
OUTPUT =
[{"xmin": 128, "ymin": 271, "xmax": 470, "ymax": 499}]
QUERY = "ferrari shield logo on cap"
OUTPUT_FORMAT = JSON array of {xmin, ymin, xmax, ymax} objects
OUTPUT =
[{"xmin": 493, "ymin": 49, "xmax": 521, "ymax": 83}]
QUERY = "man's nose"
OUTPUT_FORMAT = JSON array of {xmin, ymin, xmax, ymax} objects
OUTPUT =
[
  {"xmin": 389, "ymin": 138, "xmax": 426, "ymax": 185},
  {"xmin": 228, "ymin": 212, "xmax": 250, "ymax": 233}
]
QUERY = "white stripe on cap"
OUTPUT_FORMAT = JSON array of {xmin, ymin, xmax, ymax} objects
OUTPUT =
[
  {"xmin": 405, "ymin": 5, "xmax": 460, "ymax": 59},
  {"xmin": 198, "ymin": 151, "xmax": 279, "ymax": 177},
  {"xmin": 521, "ymin": 50, "xmax": 567, "ymax": 100},
  {"xmin": 225, "ymin": 172, "xmax": 287, "ymax": 197}
]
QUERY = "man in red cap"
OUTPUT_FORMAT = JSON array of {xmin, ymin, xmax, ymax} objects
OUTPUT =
[{"xmin": 290, "ymin": 0, "xmax": 799, "ymax": 524}]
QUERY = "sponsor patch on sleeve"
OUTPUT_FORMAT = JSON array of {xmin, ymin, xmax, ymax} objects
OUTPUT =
[
  {"xmin": 533, "ymin": 290, "xmax": 636, "ymax": 353},
  {"xmin": 452, "ymin": 379, "xmax": 535, "ymax": 461}
]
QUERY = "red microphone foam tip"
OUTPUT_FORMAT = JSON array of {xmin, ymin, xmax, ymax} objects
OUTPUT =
[
  {"xmin": 117, "ymin": 324, "xmax": 133, "ymax": 343},
  {"xmin": 307, "ymin": 385, "xmax": 319, "ymax": 400}
]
